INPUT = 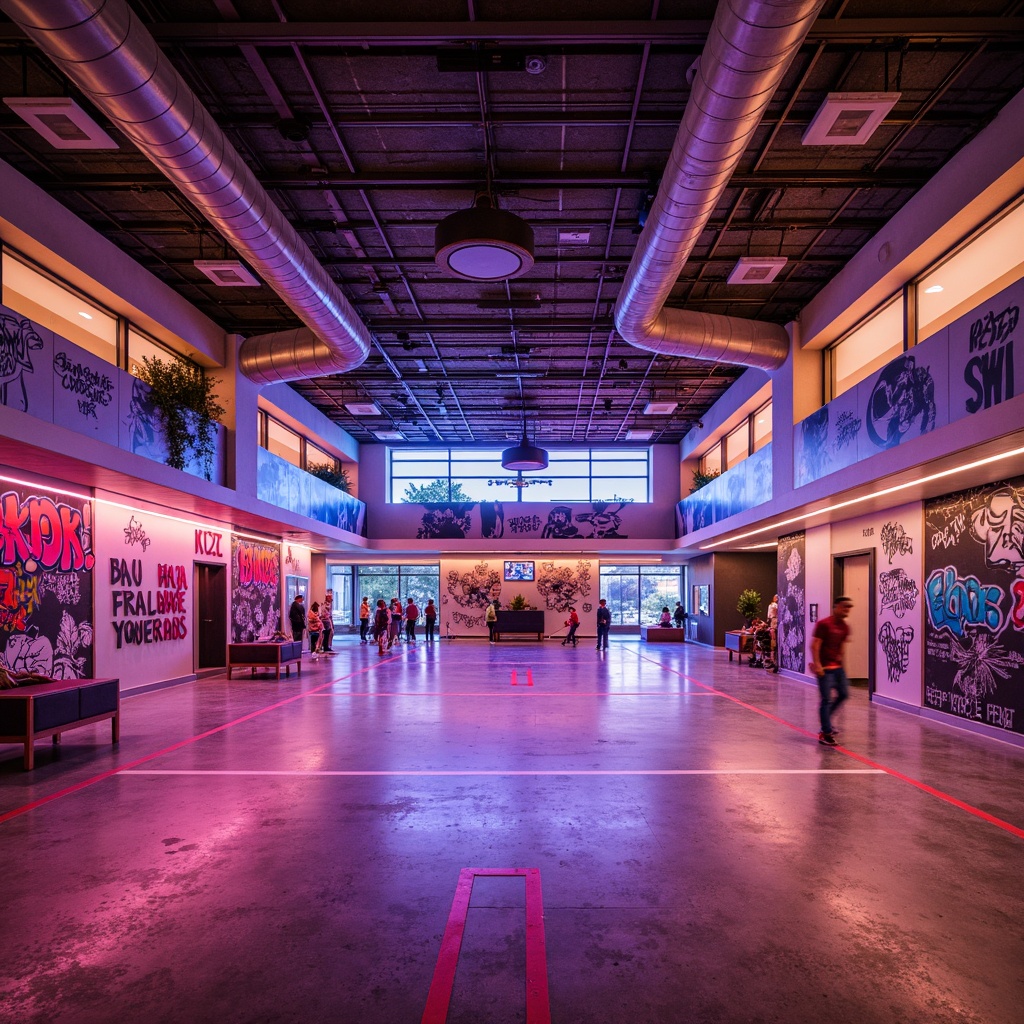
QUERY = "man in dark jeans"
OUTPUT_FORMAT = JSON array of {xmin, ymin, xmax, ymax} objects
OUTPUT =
[
  {"xmin": 595, "ymin": 598, "xmax": 611, "ymax": 651},
  {"xmin": 321, "ymin": 589, "xmax": 335, "ymax": 653},
  {"xmin": 809, "ymin": 596, "xmax": 853, "ymax": 746},
  {"xmin": 288, "ymin": 594, "xmax": 305, "ymax": 643}
]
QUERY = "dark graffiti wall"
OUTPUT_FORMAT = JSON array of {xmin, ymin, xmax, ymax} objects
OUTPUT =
[
  {"xmin": 924, "ymin": 476, "xmax": 1024, "ymax": 735},
  {"xmin": 231, "ymin": 536, "xmax": 281, "ymax": 642},
  {"xmin": 794, "ymin": 277, "xmax": 1021, "ymax": 489},
  {"xmin": 0, "ymin": 482, "xmax": 94, "ymax": 678},
  {"xmin": 777, "ymin": 531, "xmax": 806, "ymax": 673},
  {"xmin": 677, "ymin": 443, "xmax": 772, "ymax": 536}
]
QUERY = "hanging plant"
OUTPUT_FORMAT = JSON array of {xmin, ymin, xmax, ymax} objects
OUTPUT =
[
  {"xmin": 137, "ymin": 355, "xmax": 225, "ymax": 479},
  {"xmin": 690, "ymin": 468, "xmax": 720, "ymax": 493},
  {"xmin": 308, "ymin": 462, "xmax": 352, "ymax": 494}
]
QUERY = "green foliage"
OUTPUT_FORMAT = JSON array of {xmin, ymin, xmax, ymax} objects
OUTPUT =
[
  {"xmin": 137, "ymin": 355, "xmax": 224, "ymax": 479},
  {"xmin": 737, "ymin": 589, "xmax": 762, "ymax": 621},
  {"xmin": 508, "ymin": 594, "xmax": 529, "ymax": 610},
  {"xmin": 308, "ymin": 462, "xmax": 352, "ymax": 493},
  {"xmin": 402, "ymin": 479, "xmax": 472, "ymax": 502},
  {"xmin": 690, "ymin": 468, "xmax": 720, "ymax": 494}
]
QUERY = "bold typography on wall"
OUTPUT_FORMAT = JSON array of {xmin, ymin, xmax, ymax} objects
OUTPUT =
[
  {"xmin": 231, "ymin": 536, "xmax": 281, "ymax": 642},
  {"xmin": 924, "ymin": 476, "xmax": 1024, "ymax": 735},
  {"xmin": 109, "ymin": 556, "xmax": 188, "ymax": 650},
  {"xmin": 0, "ymin": 484, "xmax": 94, "ymax": 678},
  {"xmin": 777, "ymin": 531, "xmax": 806, "ymax": 673}
]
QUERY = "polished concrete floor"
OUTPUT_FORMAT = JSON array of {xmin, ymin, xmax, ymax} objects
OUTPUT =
[{"xmin": 2, "ymin": 637, "xmax": 1022, "ymax": 1024}]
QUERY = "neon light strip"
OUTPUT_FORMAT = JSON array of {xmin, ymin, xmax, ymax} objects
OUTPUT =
[
  {"xmin": 421, "ymin": 868, "xmax": 550, "ymax": 1024},
  {"xmin": 641, "ymin": 653, "xmax": 1024, "ymax": 840},
  {"xmin": 700, "ymin": 443, "xmax": 1024, "ymax": 549},
  {"xmin": 124, "ymin": 768, "xmax": 883, "ymax": 777},
  {"xmin": 0, "ymin": 471, "xmax": 289, "ymax": 546},
  {"xmin": 305, "ymin": 691, "xmax": 720, "ymax": 698}
]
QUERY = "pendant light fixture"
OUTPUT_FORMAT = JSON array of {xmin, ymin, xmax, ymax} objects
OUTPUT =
[
  {"xmin": 435, "ymin": 194, "xmax": 535, "ymax": 281},
  {"xmin": 502, "ymin": 399, "xmax": 548, "ymax": 471}
]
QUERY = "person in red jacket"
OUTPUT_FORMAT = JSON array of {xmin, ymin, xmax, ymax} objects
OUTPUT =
[
  {"xmin": 809, "ymin": 596, "xmax": 853, "ymax": 746},
  {"xmin": 405, "ymin": 597, "xmax": 419, "ymax": 642},
  {"xmin": 561, "ymin": 607, "xmax": 580, "ymax": 647}
]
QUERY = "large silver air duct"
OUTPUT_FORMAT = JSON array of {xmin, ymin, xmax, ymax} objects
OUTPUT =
[
  {"xmin": 0, "ymin": 0, "xmax": 370, "ymax": 385},
  {"xmin": 614, "ymin": 0, "xmax": 827, "ymax": 371}
]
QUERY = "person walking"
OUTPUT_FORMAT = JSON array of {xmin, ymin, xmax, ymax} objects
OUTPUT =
[
  {"xmin": 359, "ymin": 597, "xmax": 371, "ymax": 644},
  {"xmin": 485, "ymin": 600, "xmax": 498, "ymax": 644},
  {"xmin": 595, "ymin": 598, "xmax": 611, "ymax": 651},
  {"xmin": 374, "ymin": 599, "xmax": 391, "ymax": 656},
  {"xmin": 288, "ymin": 594, "xmax": 305, "ymax": 643},
  {"xmin": 321, "ymin": 589, "xmax": 335, "ymax": 653},
  {"xmin": 389, "ymin": 598, "xmax": 402, "ymax": 644},
  {"xmin": 307, "ymin": 601, "xmax": 322, "ymax": 660},
  {"xmin": 405, "ymin": 597, "xmax": 419, "ymax": 642},
  {"xmin": 424, "ymin": 599, "xmax": 437, "ymax": 642},
  {"xmin": 809, "ymin": 596, "xmax": 854, "ymax": 746},
  {"xmin": 562, "ymin": 606, "xmax": 580, "ymax": 647}
]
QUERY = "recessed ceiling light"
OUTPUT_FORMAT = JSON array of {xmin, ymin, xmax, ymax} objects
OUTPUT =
[
  {"xmin": 643, "ymin": 401, "xmax": 678, "ymax": 416},
  {"xmin": 78, "ymin": 311, "xmax": 93, "ymax": 320},
  {"xmin": 924, "ymin": 285, "xmax": 944, "ymax": 294}
]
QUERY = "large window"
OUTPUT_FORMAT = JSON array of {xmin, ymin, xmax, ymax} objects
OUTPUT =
[
  {"xmin": 389, "ymin": 447, "xmax": 650, "ymax": 503},
  {"xmin": 699, "ymin": 400, "xmax": 771, "ymax": 477},
  {"xmin": 828, "ymin": 297, "xmax": 904, "ymax": 399},
  {"xmin": 354, "ymin": 564, "xmax": 441, "ymax": 616},
  {"xmin": 260, "ymin": 411, "xmax": 342, "ymax": 476},
  {"xmin": 600, "ymin": 564, "xmax": 682, "ymax": 625}
]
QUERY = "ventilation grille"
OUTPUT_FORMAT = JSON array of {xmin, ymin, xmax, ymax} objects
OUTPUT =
[
  {"xmin": 643, "ymin": 401, "xmax": 678, "ymax": 415},
  {"xmin": 4, "ymin": 96, "xmax": 118, "ymax": 149},
  {"xmin": 727, "ymin": 257, "xmax": 788, "ymax": 285},
  {"xmin": 194, "ymin": 260, "xmax": 261, "ymax": 287},
  {"xmin": 802, "ymin": 92, "xmax": 901, "ymax": 146}
]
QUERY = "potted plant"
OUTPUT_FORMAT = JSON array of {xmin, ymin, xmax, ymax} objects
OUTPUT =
[
  {"xmin": 308, "ymin": 462, "xmax": 353, "ymax": 493},
  {"xmin": 508, "ymin": 593, "xmax": 529, "ymax": 610},
  {"xmin": 136, "ymin": 354, "xmax": 225, "ymax": 479},
  {"xmin": 737, "ymin": 589, "xmax": 762, "ymax": 628}
]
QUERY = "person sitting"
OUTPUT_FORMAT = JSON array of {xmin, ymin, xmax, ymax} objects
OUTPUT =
[
  {"xmin": 307, "ymin": 602, "xmax": 322, "ymax": 659},
  {"xmin": 659, "ymin": 606, "xmax": 672, "ymax": 627}
]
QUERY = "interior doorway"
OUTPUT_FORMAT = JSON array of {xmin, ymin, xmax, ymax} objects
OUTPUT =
[
  {"xmin": 195, "ymin": 562, "xmax": 227, "ymax": 670},
  {"xmin": 832, "ymin": 551, "xmax": 874, "ymax": 691}
]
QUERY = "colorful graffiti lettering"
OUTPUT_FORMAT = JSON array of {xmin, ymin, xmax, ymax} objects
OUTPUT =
[
  {"xmin": 0, "ymin": 490, "xmax": 95, "ymax": 572},
  {"xmin": 925, "ymin": 566, "xmax": 1003, "ymax": 637},
  {"xmin": 1012, "ymin": 579, "xmax": 1024, "ymax": 629},
  {"xmin": 0, "ymin": 564, "xmax": 38, "ymax": 632},
  {"xmin": 237, "ymin": 543, "xmax": 280, "ymax": 589}
]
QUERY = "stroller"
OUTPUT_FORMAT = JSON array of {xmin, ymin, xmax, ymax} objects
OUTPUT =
[{"xmin": 750, "ymin": 626, "xmax": 775, "ymax": 671}]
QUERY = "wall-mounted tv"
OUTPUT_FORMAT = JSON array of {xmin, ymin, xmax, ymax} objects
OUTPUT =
[{"xmin": 504, "ymin": 560, "xmax": 535, "ymax": 582}]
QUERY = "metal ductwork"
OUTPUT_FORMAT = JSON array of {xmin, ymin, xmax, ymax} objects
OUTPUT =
[
  {"xmin": 614, "ymin": 0, "xmax": 827, "ymax": 372},
  {"xmin": 0, "ymin": 0, "xmax": 370, "ymax": 385}
]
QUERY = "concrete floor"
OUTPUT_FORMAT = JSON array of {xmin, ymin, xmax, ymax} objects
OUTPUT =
[{"xmin": 2, "ymin": 638, "xmax": 1022, "ymax": 1024}]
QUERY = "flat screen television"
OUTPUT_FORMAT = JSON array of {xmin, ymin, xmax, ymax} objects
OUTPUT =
[{"xmin": 503, "ymin": 560, "xmax": 535, "ymax": 582}]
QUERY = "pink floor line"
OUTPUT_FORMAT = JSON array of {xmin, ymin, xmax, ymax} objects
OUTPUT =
[
  {"xmin": 0, "ymin": 655, "xmax": 401, "ymax": 826},
  {"xmin": 421, "ymin": 868, "xmax": 550, "ymax": 1024},
  {"xmin": 643, "ymin": 653, "xmax": 1024, "ymax": 841}
]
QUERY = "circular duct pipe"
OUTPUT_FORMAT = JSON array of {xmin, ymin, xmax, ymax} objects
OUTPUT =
[{"xmin": 436, "ymin": 197, "xmax": 534, "ymax": 281}]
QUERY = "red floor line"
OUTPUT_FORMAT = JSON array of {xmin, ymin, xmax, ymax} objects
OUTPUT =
[
  {"xmin": 641, "ymin": 653, "xmax": 1024, "ymax": 841},
  {"xmin": 421, "ymin": 868, "xmax": 550, "ymax": 1024},
  {"xmin": 0, "ymin": 656, "xmax": 400, "ymax": 826}
]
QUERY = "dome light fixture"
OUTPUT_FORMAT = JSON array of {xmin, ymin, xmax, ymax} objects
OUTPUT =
[{"xmin": 435, "ymin": 195, "xmax": 534, "ymax": 281}]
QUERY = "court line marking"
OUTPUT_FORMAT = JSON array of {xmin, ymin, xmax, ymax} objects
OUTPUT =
[
  {"xmin": 123, "ymin": 768, "xmax": 883, "ymax": 777},
  {"xmin": 422, "ymin": 868, "xmax": 549, "ymax": 1024},
  {"xmin": 640, "ymin": 652, "xmax": 1024, "ymax": 841},
  {"xmin": 0, "ymin": 656, "xmax": 402, "ymax": 826},
  {"xmin": 305, "ymin": 690, "xmax": 719, "ymax": 697}
]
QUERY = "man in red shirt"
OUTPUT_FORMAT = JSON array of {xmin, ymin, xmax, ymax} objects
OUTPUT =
[{"xmin": 809, "ymin": 596, "xmax": 854, "ymax": 746}]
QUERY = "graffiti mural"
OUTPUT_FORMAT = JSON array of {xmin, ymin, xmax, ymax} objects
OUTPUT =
[
  {"xmin": 866, "ymin": 355, "xmax": 936, "ymax": 449},
  {"xmin": 776, "ymin": 531, "xmax": 805, "ymax": 673},
  {"xmin": 878, "ymin": 568, "xmax": 919, "ymax": 619},
  {"xmin": 0, "ymin": 486, "xmax": 94, "ymax": 678},
  {"xmin": 0, "ymin": 313, "xmax": 43, "ymax": 411},
  {"xmin": 231, "ymin": 536, "xmax": 281, "ymax": 642},
  {"xmin": 677, "ymin": 444, "xmax": 773, "ymax": 535},
  {"xmin": 536, "ymin": 560, "xmax": 592, "ymax": 612},
  {"xmin": 880, "ymin": 521, "xmax": 913, "ymax": 564},
  {"xmin": 445, "ymin": 561, "xmax": 501, "ymax": 627},
  {"xmin": 410, "ymin": 500, "xmax": 642, "ymax": 540},
  {"xmin": 418, "ymin": 504, "xmax": 474, "ymax": 540},
  {"xmin": 924, "ymin": 476, "xmax": 1024, "ymax": 735},
  {"xmin": 878, "ymin": 622, "xmax": 915, "ymax": 684}
]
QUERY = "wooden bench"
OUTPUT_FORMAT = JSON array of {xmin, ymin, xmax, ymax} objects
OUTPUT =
[
  {"xmin": 0, "ymin": 677, "xmax": 120, "ymax": 770},
  {"xmin": 227, "ymin": 641, "xmax": 303, "ymax": 679},
  {"xmin": 640, "ymin": 626, "xmax": 686, "ymax": 642}
]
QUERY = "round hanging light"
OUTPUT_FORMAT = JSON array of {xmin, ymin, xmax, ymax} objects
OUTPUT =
[
  {"xmin": 502, "ymin": 433, "xmax": 549, "ymax": 472},
  {"xmin": 435, "ymin": 196, "xmax": 535, "ymax": 281}
]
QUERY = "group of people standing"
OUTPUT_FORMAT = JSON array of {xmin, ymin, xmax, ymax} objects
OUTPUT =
[
  {"xmin": 361, "ymin": 596, "xmax": 438, "ymax": 655},
  {"xmin": 287, "ymin": 591, "xmax": 336, "ymax": 658}
]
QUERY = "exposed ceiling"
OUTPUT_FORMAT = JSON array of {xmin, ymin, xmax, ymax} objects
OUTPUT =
[{"xmin": 0, "ymin": 2, "xmax": 1021, "ymax": 448}]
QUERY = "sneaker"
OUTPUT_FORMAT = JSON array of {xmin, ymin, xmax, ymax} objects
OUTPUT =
[{"xmin": 818, "ymin": 732, "xmax": 838, "ymax": 746}]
